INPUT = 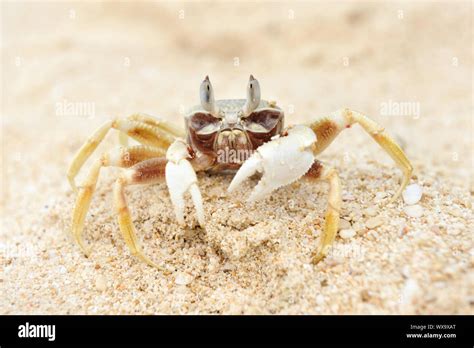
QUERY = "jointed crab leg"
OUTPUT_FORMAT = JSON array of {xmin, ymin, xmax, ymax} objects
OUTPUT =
[
  {"xmin": 309, "ymin": 108, "xmax": 413, "ymax": 203},
  {"xmin": 305, "ymin": 161, "xmax": 342, "ymax": 264},
  {"xmin": 119, "ymin": 113, "xmax": 183, "ymax": 146},
  {"xmin": 72, "ymin": 145, "xmax": 164, "ymax": 255},
  {"xmin": 125, "ymin": 113, "xmax": 184, "ymax": 137},
  {"xmin": 67, "ymin": 114, "xmax": 182, "ymax": 191},
  {"xmin": 114, "ymin": 158, "xmax": 170, "ymax": 272}
]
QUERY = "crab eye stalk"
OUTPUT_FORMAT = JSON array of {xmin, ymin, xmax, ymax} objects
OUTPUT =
[
  {"xmin": 200, "ymin": 75, "xmax": 218, "ymax": 116},
  {"xmin": 243, "ymin": 74, "xmax": 261, "ymax": 116}
]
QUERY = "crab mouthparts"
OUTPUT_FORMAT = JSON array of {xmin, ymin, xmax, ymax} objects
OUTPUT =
[{"xmin": 215, "ymin": 129, "xmax": 254, "ymax": 165}]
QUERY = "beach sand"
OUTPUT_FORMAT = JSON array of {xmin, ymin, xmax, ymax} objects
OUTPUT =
[{"xmin": 1, "ymin": 1, "xmax": 472, "ymax": 314}]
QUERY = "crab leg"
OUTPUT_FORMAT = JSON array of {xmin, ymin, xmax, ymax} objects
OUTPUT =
[
  {"xmin": 117, "ymin": 113, "xmax": 183, "ymax": 147},
  {"xmin": 114, "ymin": 158, "xmax": 170, "ymax": 272},
  {"xmin": 309, "ymin": 108, "xmax": 413, "ymax": 203},
  {"xmin": 72, "ymin": 145, "xmax": 164, "ymax": 255},
  {"xmin": 67, "ymin": 114, "xmax": 181, "ymax": 192},
  {"xmin": 305, "ymin": 161, "xmax": 342, "ymax": 264},
  {"xmin": 125, "ymin": 113, "xmax": 184, "ymax": 137},
  {"xmin": 165, "ymin": 139, "xmax": 205, "ymax": 226}
]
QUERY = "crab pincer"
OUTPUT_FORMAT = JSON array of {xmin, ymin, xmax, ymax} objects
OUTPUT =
[
  {"xmin": 228, "ymin": 125, "xmax": 317, "ymax": 201},
  {"xmin": 165, "ymin": 140, "xmax": 205, "ymax": 226}
]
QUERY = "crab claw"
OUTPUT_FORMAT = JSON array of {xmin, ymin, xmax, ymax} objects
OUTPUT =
[
  {"xmin": 165, "ymin": 140, "xmax": 205, "ymax": 226},
  {"xmin": 228, "ymin": 125, "xmax": 317, "ymax": 201}
]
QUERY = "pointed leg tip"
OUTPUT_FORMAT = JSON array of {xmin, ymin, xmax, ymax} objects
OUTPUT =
[
  {"xmin": 79, "ymin": 244, "xmax": 91, "ymax": 258},
  {"xmin": 311, "ymin": 253, "xmax": 324, "ymax": 265},
  {"xmin": 72, "ymin": 228, "xmax": 90, "ymax": 256},
  {"xmin": 387, "ymin": 185, "xmax": 405, "ymax": 205},
  {"xmin": 82, "ymin": 246, "xmax": 92, "ymax": 257},
  {"xmin": 387, "ymin": 196, "xmax": 398, "ymax": 205},
  {"xmin": 311, "ymin": 244, "xmax": 330, "ymax": 265},
  {"xmin": 140, "ymin": 255, "xmax": 170, "ymax": 274}
]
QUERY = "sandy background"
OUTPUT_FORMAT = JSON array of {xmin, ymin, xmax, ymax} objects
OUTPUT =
[{"xmin": 1, "ymin": 1, "xmax": 472, "ymax": 314}]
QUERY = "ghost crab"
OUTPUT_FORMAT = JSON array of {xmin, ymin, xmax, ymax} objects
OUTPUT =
[{"xmin": 68, "ymin": 75, "xmax": 412, "ymax": 272}]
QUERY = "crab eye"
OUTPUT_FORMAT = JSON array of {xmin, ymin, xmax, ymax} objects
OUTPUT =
[
  {"xmin": 196, "ymin": 123, "xmax": 221, "ymax": 135},
  {"xmin": 200, "ymin": 76, "xmax": 218, "ymax": 115},
  {"xmin": 243, "ymin": 75, "xmax": 261, "ymax": 116},
  {"xmin": 189, "ymin": 112, "xmax": 221, "ymax": 135},
  {"xmin": 243, "ymin": 110, "xmax": 282, "ymax": 133}
]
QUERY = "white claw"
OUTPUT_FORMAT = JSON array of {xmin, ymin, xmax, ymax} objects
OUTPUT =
[
  {"xmin": 228, "ymin": 125, "xmax": 317, "ymax": 201},
  {"xmin": 227, "ymin": 155, "xmax": 263, "ymax": 193},
  {"xmin": 165, "ymin": 140, "xmax": 205, "ymax": 226},
  {"xmin": 189, "ymin": 184, "xmax": 205, "ymax": 226}
]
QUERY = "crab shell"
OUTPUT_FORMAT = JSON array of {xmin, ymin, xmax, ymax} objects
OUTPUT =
[{"xmin": 184, "ymin": 99, "xmax": 285, "ymax": 171}]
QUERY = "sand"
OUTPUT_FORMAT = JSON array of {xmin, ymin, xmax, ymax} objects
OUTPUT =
[{"xmin": 1, "ymin": 2, "xmax": 472, "ymax": 314}]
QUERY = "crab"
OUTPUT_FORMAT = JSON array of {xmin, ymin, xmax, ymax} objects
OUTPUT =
[{"xmin": 68, "ymin": 75, "xmax": 413, "ymax": 272}]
